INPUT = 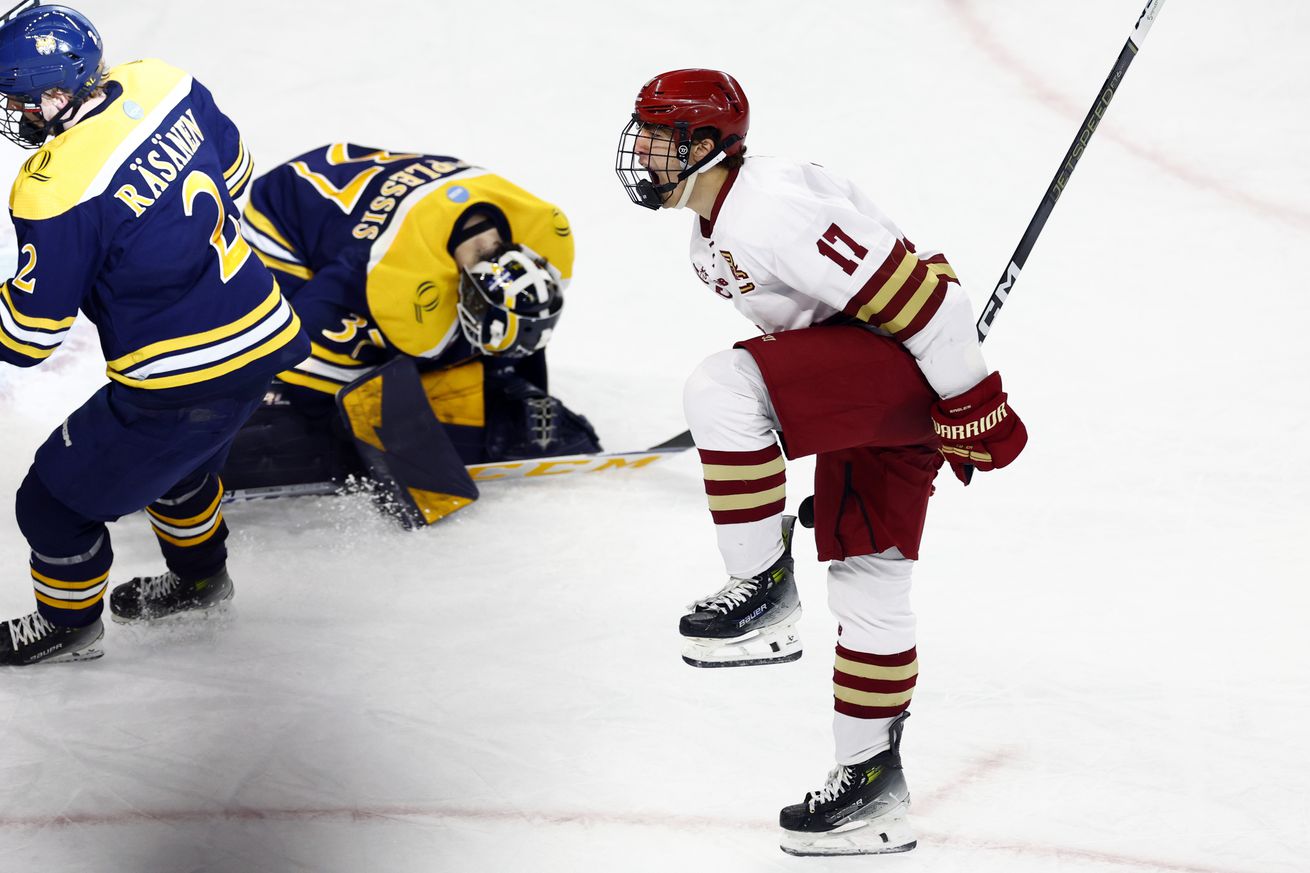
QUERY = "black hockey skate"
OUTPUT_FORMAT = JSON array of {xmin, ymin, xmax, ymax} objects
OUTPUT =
[
  {"xmin": 779, "ymin": 712, "xmax": 915, "ymax": 856},
  {"xmin": 109, "ymin": 567, "xmax": 234, "ymax": 623},
  {"xmin": 679, "ymin": 514, "xmax": 802, "ymax": 668},
  {"xmin": 0, "ymin": 611, "xmax": 104, "ymax": 665}
]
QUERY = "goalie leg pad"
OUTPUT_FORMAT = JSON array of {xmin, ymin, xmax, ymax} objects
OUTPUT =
[{"xmin": 337, "ymin": 358, "xmax": 479, "ymax": 528}]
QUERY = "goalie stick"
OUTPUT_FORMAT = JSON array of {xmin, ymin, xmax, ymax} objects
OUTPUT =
[
  {"xmin": 975, "ymin": 0, "xmax": 1167, "ymax": 343},
  {"xmin": 221, "ymin": 429, "xmax": 695, "ymax": 504}
]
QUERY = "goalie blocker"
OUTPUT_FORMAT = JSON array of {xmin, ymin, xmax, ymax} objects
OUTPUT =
[{"xmin": 221, "ymin": 357, "xmax": 601, "ymax": 527}]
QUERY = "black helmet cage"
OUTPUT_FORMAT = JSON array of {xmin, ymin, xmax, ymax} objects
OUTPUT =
[
  {"xmin": 615, "ymin": 115, "xmax": 740, "ymax": 210},
  {"xmin": 0, "ymin": 101, "xmax": 47, "ymax": 146}
]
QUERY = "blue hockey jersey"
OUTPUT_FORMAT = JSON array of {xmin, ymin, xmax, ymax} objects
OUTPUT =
[{"xmin": 0, "ymin": 59, "xmax": 308, "ymax": 399}]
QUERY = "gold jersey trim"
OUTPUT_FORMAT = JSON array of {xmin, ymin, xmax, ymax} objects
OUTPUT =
[
  {"xmin": 277, "ymin": 369, "xmax": 345, "ymax": 395},
  {"xmin": 10, "ymin": 60, "xmax": 194, "ymax": 221},
  {"xmin": 1, "ymin": 282, "xmax": 77, "ymax": 331},
  {"xmin": 107, "ymin": 284, "xmax": 282, "ymax": 371},
  {"xmin": 106, "ymin": 306, "xmax": 303, "ymax": 390},
  {"xmin": 243, "ymin": 203, "xmax": 299, "ymax": 256},
  {"xmin": 255, "ymin": 249, "xmax": 313, "ymax": 280}
]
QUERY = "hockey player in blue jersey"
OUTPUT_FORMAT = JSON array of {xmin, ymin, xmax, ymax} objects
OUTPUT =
[{"xmin": 0, "ymin": 2, "xmax": 310, "ymax": 664}]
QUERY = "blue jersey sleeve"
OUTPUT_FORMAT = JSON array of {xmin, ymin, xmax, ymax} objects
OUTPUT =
[
  {"xmin": 189, "ymin": 78, "xmax": 253, "ymax": 201},
  {"xmin": 0, "ymin": 208, "xmax": 100, "ymax": 367}
]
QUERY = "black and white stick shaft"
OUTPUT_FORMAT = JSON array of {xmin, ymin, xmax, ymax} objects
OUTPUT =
[{"xmin": 975, "ymin": 0, "xmax": 1167, "ymax": 344}]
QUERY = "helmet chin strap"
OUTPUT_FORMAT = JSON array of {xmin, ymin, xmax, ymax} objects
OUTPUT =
[
  {"xmin": 35, "ymin": 96, "xmax": 84, "ymax": 142},
  {"xmin": 670, "ymin": 147, "xmax": 731, "ymax": 210},
  {"xmin": 672, "ymin": 171, "xmax": 699, "ymax": 209}
]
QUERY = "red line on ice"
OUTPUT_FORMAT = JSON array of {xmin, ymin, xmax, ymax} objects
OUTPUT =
[{"xmin": 948, "ymin": 0, "xmax": 1310, "ymax": 232}]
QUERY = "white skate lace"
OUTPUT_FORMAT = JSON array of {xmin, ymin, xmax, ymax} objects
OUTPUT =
[
  {"xmin": 689, "ymin": 576, "xmax": 759, "ymax": 614},
  {"xmin": 137, "ymin": 572, "xmax": 180, "ymax": 600},
  {"xmin": 8, "ymin": 612, "xmax": 57, "ymax": 647},
  {"xmin": 808, "ymin": 765, "xmax": 854, "ymax": 810}
]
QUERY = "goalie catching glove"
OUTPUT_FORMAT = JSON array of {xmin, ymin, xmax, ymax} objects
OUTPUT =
[{"xmin": 931, "ymin": 371, "xmax": 1027, "ymax": 484}]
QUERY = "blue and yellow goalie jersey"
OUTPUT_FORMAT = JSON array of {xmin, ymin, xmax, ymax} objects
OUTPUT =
[
  {"xmin": 240, "ymin": 143, "xmax": 573, "ymax": 395},
  {"xmin": 0, "ymin": 59, "xmax": 308, "ymax": 397}
]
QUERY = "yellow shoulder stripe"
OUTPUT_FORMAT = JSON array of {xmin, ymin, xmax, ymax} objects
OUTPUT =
[{"xmin": 10, "ymin": 60, "xmax": 192, "ymax": 221}]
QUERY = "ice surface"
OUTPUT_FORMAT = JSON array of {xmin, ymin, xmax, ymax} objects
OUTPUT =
[{"xmin": 1, "ymin": 1, "xmax": 1307, "ymax": 871}]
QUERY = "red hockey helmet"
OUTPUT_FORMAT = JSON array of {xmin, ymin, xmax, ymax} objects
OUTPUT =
[
  {"xmin": 616, "ymin": 69, "xmax": 750, "ymax": 209},
  {"xmin": 634, "ymin": 69, "xmax": 749, "ymax": 157}
]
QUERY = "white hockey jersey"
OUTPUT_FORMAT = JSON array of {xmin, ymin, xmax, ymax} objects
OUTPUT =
[{"xmin": 688, "ymin": 156, "xmax": 986, "ymax": 399}]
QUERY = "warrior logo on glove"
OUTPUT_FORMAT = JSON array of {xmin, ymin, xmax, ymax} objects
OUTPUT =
[{"xmin": 929, "ymin": 371, "xmax": 1027, "ymax": 483}]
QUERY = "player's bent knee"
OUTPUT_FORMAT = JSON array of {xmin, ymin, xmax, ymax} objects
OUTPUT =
[
  {"xmin": 683, "ymin": 349, "xmax": 762, "ymax": 425},
  {"xmin": 15, "ymin": 469, "xmax": 87, "ymax": 548}
]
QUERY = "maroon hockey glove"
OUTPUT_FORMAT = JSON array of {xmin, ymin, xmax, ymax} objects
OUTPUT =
[{"xmin": 931, "ymin": 372, "xmax": 1027, "ymax": 485}]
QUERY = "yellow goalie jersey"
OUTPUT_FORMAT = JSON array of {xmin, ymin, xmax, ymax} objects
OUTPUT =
[{"xmin": 240, "ymin": 144, "xmax": 573, "ymax": 394}]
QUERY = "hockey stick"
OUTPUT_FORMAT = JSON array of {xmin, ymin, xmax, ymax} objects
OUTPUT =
[
  {"xmin": 974, "ymin": 0, "xmax": 1167, "ymax": 343},
  {"xmin": 221, "ymin": 429, "xmax": 696, "ymax": 504}
]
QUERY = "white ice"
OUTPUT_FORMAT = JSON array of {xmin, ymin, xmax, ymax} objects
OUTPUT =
[{"xmin": 1, "ymin": 1, "xmax": 1307, "ymax": 871}]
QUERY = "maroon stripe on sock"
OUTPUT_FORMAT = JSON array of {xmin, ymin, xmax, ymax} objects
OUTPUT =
[
  {"xmin": 697, "ymin": 445, "xmax": 782, "ymax": 467},
  {"xmin": 833, "ymin": 673, "xmax": 918, "ymax": 694},
  {"xmin": 709, "ymin": 499, "xmax": 786, "ymax": 526},
  {"xmin": 835, "ymin": 644, "xmax": 917, "ymax": 667},
  {"xmin": 703, "ymin": 471, "xmax": 786, "ymax": 497}
]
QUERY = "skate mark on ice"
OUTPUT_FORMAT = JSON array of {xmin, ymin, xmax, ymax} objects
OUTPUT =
[
  {"xmin": 947, "ymin": 0, "xmax": 1310, "ymax": 232},
  {"xmin": 0, "ymin": 803, "xmax": 1284, "ymax": 873}
]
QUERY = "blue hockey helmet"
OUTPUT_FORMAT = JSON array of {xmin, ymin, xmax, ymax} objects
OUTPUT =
[
  {"xmin": 0, "ymin": 2, "xmax": 104, "ymax": 147},
  {"xmin": 457, "ymin": 244, "xmax": 564, "ymax": 359}
]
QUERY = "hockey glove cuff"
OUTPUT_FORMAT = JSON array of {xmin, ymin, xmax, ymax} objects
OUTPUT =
[{"xmin": 931, "ymin": 371, "xmax": 1027, "ymax": 485}]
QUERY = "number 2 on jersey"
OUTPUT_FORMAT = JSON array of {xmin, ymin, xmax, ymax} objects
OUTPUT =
[
  {"xmin": 815, "ymin": 223, "xmax": 869, "ymax": 276},
  {"xmin": 182, "ymin": 170, "xmax": 251, "ymax": 283}
]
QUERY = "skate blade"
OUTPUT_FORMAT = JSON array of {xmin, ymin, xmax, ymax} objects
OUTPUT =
[
  {"xmin": 44, "ymin": 645, "xmax": 106, "ymax": 663},
  {"xmin": 38, "ymin": 626, "xmax": 106, "ymax": 664},
  {"xmin": 779, "ymin": 813, "xmax": 916, "ymax": 856},
  {"xmin": 681, "ymin": 619, "xmax": 802, "ymax": 668}
]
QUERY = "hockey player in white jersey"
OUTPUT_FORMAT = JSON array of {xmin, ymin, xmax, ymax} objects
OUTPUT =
[{"xmin": 616, "ymin": 69, "xmax": 1028, "ymax": 855}]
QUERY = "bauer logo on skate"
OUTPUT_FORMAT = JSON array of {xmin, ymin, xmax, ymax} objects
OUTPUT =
[{"xmin": 932, "ymin": 402, "xmax": 1007, "ymax": 441}]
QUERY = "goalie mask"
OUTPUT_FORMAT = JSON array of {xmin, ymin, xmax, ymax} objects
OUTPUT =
[{"xmin": 457, "ymin": 244, "xmax": 563, "ymax": 358}]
